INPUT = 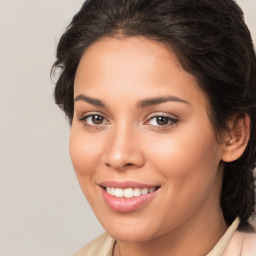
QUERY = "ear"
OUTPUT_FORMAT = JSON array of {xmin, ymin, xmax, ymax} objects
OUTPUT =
[{"xmin": 221, "ymin": 113, "xmax": 250, "ymax": 163}]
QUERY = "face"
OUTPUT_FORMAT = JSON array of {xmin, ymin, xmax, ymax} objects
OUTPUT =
[{"xmin": 70, "ymin": 37, "xmax": 225, "ymax": 242}]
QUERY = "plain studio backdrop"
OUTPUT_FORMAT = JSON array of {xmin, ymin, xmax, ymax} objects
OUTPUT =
[{"xmin": 0, "ymin": 0, "xmax": 255, "ymax": 255}]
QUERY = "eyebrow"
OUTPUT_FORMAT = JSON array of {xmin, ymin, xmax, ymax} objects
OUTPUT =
[
  {"xmin": 74, "ymin": 94, "xmax": 106, "ymax": 107},
  {"xmin": 137, "ymin": 96, "xmax": 189, "ymax": 108},
  {"xmin": 74, "ymin": 94, "xmax": 189, "ymax": 108}
]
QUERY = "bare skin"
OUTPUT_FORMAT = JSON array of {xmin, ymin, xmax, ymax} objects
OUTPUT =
[{"xmin": 70, "ymin": 36, "xmax": 249, "ymax": 256}]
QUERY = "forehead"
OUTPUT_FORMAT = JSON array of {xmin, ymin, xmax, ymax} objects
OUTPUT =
[{"xmin": 74, "ymin": 36, "xmax": 208, "ymax": 108}]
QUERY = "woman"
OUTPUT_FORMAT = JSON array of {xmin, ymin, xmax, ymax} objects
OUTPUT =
[{"xmin": 52, "ymin": 0, "xmax": 256, "ymax": 255}]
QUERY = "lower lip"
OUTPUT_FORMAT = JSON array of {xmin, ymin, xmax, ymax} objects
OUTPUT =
[{"xmin": 101, "ymin": 187, "xmax": 158, "ymax": 213}]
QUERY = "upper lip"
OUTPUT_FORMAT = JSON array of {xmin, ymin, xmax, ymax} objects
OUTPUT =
[{"xmin": 99, "ymin": 180, "xmax": 160, "ymax": 189}]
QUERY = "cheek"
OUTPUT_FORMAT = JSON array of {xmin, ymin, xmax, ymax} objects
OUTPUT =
[
  {"xmin": 144, "ymin": 120, "xmax": 222, "ymax": 187},
  {"xmin": 144, "ymin": 130, "xmax": 222, "ymax": 223},
  {"xmin": 69, "ymin": 127, "xmax": 103, "ymax": 178},
  {"xmin": 69, "ymin": 127, "xmax": 108, "ymax": 208}
]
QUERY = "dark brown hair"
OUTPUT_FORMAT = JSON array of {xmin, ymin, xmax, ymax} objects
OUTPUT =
[{"xmin": 52, "ymin": 0, "xmax": 256, "ymax": 225}]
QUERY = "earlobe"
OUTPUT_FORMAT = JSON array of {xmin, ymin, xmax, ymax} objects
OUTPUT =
[{"xmin": 221, "ymin": 113, "xmax": 250, "ymax": 163}]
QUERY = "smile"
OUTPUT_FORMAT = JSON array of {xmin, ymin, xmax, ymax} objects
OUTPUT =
[
  {"xmin": 105, "ymin": 187, "xmax": 157, "ymax": 198},
  {"xmin": 100, "ymin": 182, "xmax": 160, "ymax": 212}
]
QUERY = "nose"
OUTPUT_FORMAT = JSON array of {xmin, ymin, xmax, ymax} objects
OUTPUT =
[{"xmin": 103, "ymin": 125, "xmax": 145, "ymax": 171}]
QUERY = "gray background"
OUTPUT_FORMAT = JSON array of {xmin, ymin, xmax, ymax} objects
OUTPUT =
[{"xmin": 0, "ymin": 0, "xmax": 255, "ymax": 255}]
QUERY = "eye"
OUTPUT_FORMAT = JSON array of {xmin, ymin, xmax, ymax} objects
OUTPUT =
[
  {"xmin": 146, "ymin": 115, "xmax": 179, "ymax": 127},
  {"xmin": 80, "ymin": 114, "xmax": 109, "ymax": 126},
  {"xmin": 89, "ymin": 115, "xmax": 104, "ymax": 125}
]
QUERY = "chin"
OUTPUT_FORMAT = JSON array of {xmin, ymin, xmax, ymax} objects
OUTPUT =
[
  {"xmin": 98, "ymin": 215, "xmax": 162, "ymax": 242},
  {"xmin": 107, "ymin": 228, "xmax": 156, "ymax": 242}
]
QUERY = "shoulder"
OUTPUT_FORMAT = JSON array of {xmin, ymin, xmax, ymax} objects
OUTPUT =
[
  {"xmin": 74, "ymin": 233, "xmax": 116, "ymax": 256},
  {"xmin": 224, "ymin": 230, "xmax": 256, "ymax": 256},
  {"xmin": 240, "ymin": 218, "xmax": 256, "ymax": 255},
  {"xmin": 241, "ymin": 230, "xmax": 256, "ymax": 256}
]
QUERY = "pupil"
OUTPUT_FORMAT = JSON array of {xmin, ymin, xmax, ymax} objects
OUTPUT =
[
  {"xmin": 156, "ymin": 116, "xmax": 169, "ymax": 125},
  {"xmin": 92, "ymin": 115, "xmax": 103, "ymax": 124}
]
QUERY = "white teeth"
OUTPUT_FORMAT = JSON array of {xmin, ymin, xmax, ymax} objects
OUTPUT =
[
  {"xmin": 149, "ymin": 188, "xmax": 156, "ymax": 193},
  {"xmin": 124, "ymin": 188, "xmax": 133, "ymax": 198},
  {"xmin": 110, "ymin": 187, "xmax": 115, "ymax": 196},
  {"xmin": 133, "ymin": 188, "xmax": 141, "ymax": 197},
  {"xmin": 115, "ymin": 188, "xmax": 124, "ymax": 197},
  {"xmin": 105, "ymin": 187, "xmax": 157, "ymax": 198},
  {"xmin": 141, "ymin": 188, "xmax": 149, "ymax": 195}
]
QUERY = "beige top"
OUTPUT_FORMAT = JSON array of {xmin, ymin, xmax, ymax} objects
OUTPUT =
[{"xmin": 75, "ymin": 218, "xmax": 256, "ymax": 256}]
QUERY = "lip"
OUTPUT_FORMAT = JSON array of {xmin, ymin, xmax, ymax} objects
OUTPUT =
[{"xmin": 99, "ymin": 180, "xmax": 160, "ymax": 213}]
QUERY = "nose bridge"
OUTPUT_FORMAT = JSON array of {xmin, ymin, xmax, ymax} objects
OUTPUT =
[{"xmin": 104, "ymin": 121, "xmax": 144, "ymax": 170}]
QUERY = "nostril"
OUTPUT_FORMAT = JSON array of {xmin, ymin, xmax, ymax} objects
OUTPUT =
[{"xmin": 124, "ymin": 163, "xmax": 133, "ymax": 167}]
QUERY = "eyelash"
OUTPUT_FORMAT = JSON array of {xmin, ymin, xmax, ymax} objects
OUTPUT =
[
  {"xmin": 79, "ymin": 113, "xmax": 179, "ymax": 130},
  {"xmin": 144, "ymin": 114, "xmax": 179, "ymax": 129},
  {"xmin": 79, "ymin": 114, "xmax": 109, "ymax": 129}
]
